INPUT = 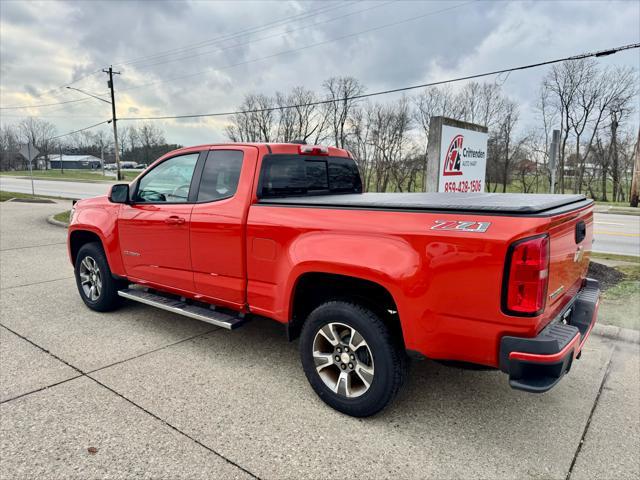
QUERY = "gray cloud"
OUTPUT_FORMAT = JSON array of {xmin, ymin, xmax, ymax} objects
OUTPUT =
[{"xmin": 1, "ymin": 0, "xmax": 638, "ymax": 146}]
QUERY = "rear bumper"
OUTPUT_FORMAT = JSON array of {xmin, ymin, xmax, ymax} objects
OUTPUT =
[{"xmin": 499, "ymin": 278, "xmax": 600, "ymax": 393}]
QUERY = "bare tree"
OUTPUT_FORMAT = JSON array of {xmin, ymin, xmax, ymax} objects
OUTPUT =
[
  {"xmin": 455, "ymin": 82, "xmax": 506, "ymax": 129},
  {"xmin": 534, "ymin": 86, "xmax": 558, "ymax": 192},
  {"xmin": 366, "ymin": 98, "xmax": 415, "ymax": 192},
  {"xmin": 16, "ymin": 117, "xmax": 57, "ymax": 169},
  {"xmin": 543, "ymin": 60, "xmax": 588, "ymax": 192},
  {"xmin": 413, "ymin": 86, "xmax": 456, "ymax": 190},
  {"xmin": 274, "ymin": 87, "xmax": 323, "ymax": 143},
  {"xmin": 346, "ymin": 104, "xmax": 375, "ymax": 191},
  {"xmin": 126, "ymin": 125, "xmax": 140, "ymax": 154},
  {"xmin": 139, "ymin": 122, "xmax": 166, "ymax": 165},
  {"xmin": 604, "ymin": 68, "xmax": 638, "ymax": 200},
  {"xmin": 91, "ymin": 129, "xmax": 113, "ymax": 166},
  {"xmin": 0, "ymin": 124, "xmax": 21, "ymax": 170},
  {"xmin": 323, "ymin": 77, "xmax": 364, "ymax": 148},
  {"xmin": 226, "ymin": 94, "xmax": 275, "ymax": 142},
  {"xmin": 544, "ymin": 60, "xmax": 637, "ymax": 195},
  {"xmin": 500, "ymin": 101, "xmax": 522, "ymax": 192}
]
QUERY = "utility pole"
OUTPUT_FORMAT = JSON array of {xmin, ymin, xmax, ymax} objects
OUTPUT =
[
  {"xmin": 630, "ymin": 128, "xmax": 640, "ymax": 208},
  {"xmin": 59, "ymin": 143, "xmax": 64, "ymax": 174},
  {"xmin": 103, "ymin": 66, "xmax": 122, "ymax": 181}
]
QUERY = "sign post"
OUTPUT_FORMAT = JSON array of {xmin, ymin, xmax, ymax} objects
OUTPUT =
[
  {"xmin": 549, "ymin": 130, "xmax": 560, "ymax": 194},
  {"xmin": 19, "ymin": 143, "xmax": 40, "ymax": 196},
  {"xmin": 425, "ymin": 117, "xmax": 488, "ymax": 192}
]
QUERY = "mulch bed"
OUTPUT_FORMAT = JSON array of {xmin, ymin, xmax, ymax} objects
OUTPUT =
[{"xmin": 587, "ymin": 262, "xmax": 626, "ymax": 290}]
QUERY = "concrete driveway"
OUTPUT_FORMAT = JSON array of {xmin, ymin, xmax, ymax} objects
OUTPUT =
[{"xmin": 0, "ymin": 200, "xmax": 638, "ymax": 479}]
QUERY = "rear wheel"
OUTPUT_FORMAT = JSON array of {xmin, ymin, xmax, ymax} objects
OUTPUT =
[
  {"xmin": 74, "ymin": 242, "xmax": 125, "ymax": 312},
  {"xmin": 300, "ymin": 301, "xmax": 408, "ymax": 417}
]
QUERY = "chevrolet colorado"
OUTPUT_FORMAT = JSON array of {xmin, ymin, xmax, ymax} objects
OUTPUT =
[{"xmin": 68, "ymin": 143, "xmax": 600, "ymax": 417}]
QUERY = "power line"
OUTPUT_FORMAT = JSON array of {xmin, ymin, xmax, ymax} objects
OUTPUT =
[
  {"xmin": 119, "ymin": 43, "xmax": 640, "ymax": 122},
  {"xmin": 0, "ymin": 98, "xmax": 94, "ymax": 110},
  {"xmin": 47, "ymin": 120, "xmax": 111, "ymax": 141},
  {"xmin": 1, "ymin": 70, "xmax": 107, "ymax": 109},
  {"xmin": 0, "ymin": 86, "xmax": 111, "ymax": 110},
  {"xmin": 0, "ymin": 3, "xmax": 353, "ymax": 110},
  {"xmin": 113, "ymin": 2, "xmax": 349, "ymax": 68},
  {"xmin": 118, "ymin": 1, "xmax": 475, "ymax": 94},
  {"xmin": 0, "ymin": 114, "xmax": 107, "ymax": 119},
  {"xmin": 125, "ymin": 1, "xmax": 393, "ymax": 72}
]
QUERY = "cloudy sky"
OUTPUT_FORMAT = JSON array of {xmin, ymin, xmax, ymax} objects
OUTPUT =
[{"xmin": 1, "ymin": 0, "xmax": 639, "ymax": 146}]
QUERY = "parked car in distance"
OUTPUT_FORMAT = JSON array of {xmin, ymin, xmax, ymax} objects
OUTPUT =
[
  {"xmin": 119, "ymin": 161, "xmax": 138, "ymax": 169},
  {"xmin": 68, "ymin": 143, "xmax": 600, "ymax": 417}
]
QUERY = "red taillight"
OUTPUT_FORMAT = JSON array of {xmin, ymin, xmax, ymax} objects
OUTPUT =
[
  {"xmin": 299, "ymin": 144, "xmax": 329, "ymax": 155},
  {"xmin": 503, "ymin": 235, "xmax": 550, "ymax": 316}
]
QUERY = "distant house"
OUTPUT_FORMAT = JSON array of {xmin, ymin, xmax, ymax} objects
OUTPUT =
[{"xmin": 48, "ymin": 154, "xmax": 103, "ymax": 170}]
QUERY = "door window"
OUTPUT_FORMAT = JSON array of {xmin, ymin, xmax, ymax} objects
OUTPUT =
[
  {"xmin": 135, "ymin": 153, "xmax": 199, "ymax": 203},
  {"xmin": 197, "ymin": 150, "xmax": 244, "ymax": 202}
]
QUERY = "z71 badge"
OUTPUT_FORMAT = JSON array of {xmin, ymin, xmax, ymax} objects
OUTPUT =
[{"xmin": 430, "ymin": 220, "xmax": 491, "ymax": 233}]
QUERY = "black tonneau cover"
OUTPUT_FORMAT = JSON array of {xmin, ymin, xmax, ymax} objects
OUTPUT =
[{"xmin": 258, "ymin": 192, "xmax": 591, "ymax": 215}]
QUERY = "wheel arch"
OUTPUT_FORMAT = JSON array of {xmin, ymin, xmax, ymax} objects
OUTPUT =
[
  {"xmin": 287, "ymin": 271, "xmax": 404, "ymax": 347},
  {"xmin": 69, "ymin": 229, "xmax": 103, "ymax": 264},
  {"xmin": 68, "ymin": 226, "xmax": 126, "ymax": 279}
]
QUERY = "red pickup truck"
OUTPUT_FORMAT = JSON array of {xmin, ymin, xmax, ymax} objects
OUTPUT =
[{"xmin": 68, "ymin": 142, "xmax": 600, "ymax": 417}]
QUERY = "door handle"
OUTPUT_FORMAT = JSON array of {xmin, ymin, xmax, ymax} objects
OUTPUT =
[{"xmin": 165, "ymin": 216, "xmax": 186, "ymax": 225}]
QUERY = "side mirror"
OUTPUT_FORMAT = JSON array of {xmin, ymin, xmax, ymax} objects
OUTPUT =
[{"xmin": 109, "ymin": 184, "xmax": 129, "ymax": 204}]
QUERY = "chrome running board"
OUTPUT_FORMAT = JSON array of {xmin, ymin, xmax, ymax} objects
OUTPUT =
[{"xmin": 118, "ymin": 288, "xmax": 245, "ymax": 330}]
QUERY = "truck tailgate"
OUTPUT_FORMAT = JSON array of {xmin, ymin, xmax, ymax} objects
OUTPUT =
[{"xmin": 545, "ymin": 205, "xmax": 593, "ymax": 317}]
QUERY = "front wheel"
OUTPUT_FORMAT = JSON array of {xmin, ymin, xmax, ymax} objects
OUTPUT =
[
  {"xmin": 300, "ymin": 301, "xmax": 408, "ymax": 417},
  {"xmin": 74, "ymin": 242, "xmax": 124, "ymax": 312}
]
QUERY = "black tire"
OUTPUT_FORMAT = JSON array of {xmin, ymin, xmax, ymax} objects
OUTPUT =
[
  {"xmin": 300, "ymin": 301, "xmax": 408, "ymax": 417},
  {"xmin": 74, "ymin": 242, "xmax": 125, "ymax": 312}
]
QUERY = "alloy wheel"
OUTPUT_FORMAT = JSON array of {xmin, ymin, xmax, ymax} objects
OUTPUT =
[
  {"xmin": 79, "ymin": 255, "xmax": 102, "ymax": 301},
  {"xmin": 312, "ymin": 322, "xmax": 375, "ymax": 398}
]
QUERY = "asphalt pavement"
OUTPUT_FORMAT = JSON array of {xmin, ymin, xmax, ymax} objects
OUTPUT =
[
  {"xmin": 0, "ymin": 199, "xmax": 638, "ymax": 479},
  {"xmin": 593, "ymin": 213, "xmax": 640, "ymax": 256},
  {"xmin": 0, "ymin": 176, "xmax": 113, "ymax": 199}
]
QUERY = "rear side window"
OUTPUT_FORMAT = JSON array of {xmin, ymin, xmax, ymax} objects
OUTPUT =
[
  {"xmin": 197, "ymin": 150, "xmax": 243, "ymax": 202},
  {"xmin": 259, "ymin": 155, "xmax": 362, "ymax": 198}
]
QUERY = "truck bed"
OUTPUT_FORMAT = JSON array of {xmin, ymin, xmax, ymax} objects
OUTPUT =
[{"xmin": 258, "ymin": 192, "xmax": 591, "ymax": 215}]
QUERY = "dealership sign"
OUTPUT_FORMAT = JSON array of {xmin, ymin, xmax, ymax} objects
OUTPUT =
[{"xmin": 425, "ymin": 117, "xmax": 489, "ymax": 193}]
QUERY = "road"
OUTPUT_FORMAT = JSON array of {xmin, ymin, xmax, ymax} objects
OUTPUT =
[
  {"xmin": 1, "ymin": 199, "xmax": 638, "ymax": 479},
  {"xmin": 593, "ymin": 213, "xmax": 640, "ymax": 256},
  {"xmin": 0, "ymin": 176, "xmax": 113, "ymax": 199},
  {"xmin": 1, "ymin": 176, "xmax": 638, "ymax": 256}
]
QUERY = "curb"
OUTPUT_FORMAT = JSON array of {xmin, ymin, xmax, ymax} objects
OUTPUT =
[
  {"xmin": 593, "ymin": 323, "xmax": 640, "ymax": 344},
  {"xmin": 8, "ymin": 197, "xmax": 56, "ymax": 204},
  {"xmin": 46, "ymin": 214, "xmax": 69, "ymax": 229},
  {"xmin": 594, "ymin": 206, "xmax": 640, "ymax": 216}
]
